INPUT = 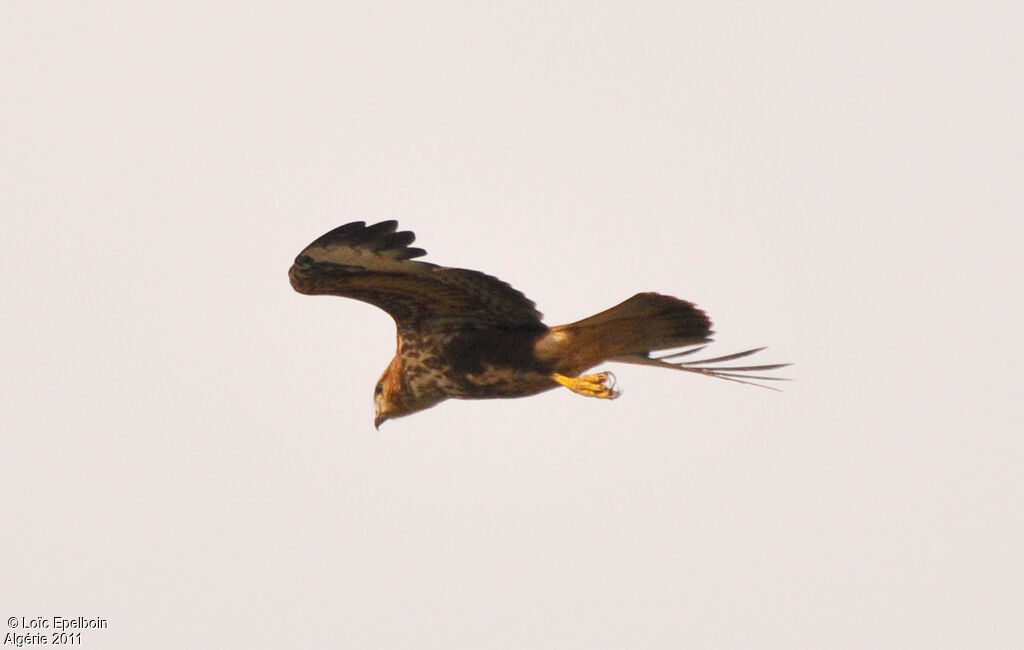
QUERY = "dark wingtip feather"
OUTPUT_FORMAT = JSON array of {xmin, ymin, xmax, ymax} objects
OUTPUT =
[
  {"xmin": 399, "ymin": 247, "xmax": 428, "ymax": 260},
  {"xmin": 343, "ymin": 220, "xmax": 397, "ymax": 246},
  {"xmin": 382, "ymin": 230, "xmax": 416, "ymax": 251},
  {"xmin": 308, "ymin": 221, "xmax": 366, "ymax": 247},
  {"xmin": 362, "ymin": 220, "xmax": 399, "ymax": 236}
]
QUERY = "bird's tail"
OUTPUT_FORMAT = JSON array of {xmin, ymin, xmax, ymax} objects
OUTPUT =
[
  {"xmin": 536, "ymin": 293, "xmax": 712, "ymax": 372},
  {"xmin": 535, "ymin": 292, "xmax": 789, "ymax": 388}
]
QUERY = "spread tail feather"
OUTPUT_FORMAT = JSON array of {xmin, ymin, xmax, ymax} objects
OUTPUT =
[{"xmin": 610, "ymin": 346, "xmax": 792, "ymax": 390}]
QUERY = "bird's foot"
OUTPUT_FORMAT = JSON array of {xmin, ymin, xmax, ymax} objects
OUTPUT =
[{"xmin": 552, "ymin": 371, "xmax": 620, "ymax": 399}]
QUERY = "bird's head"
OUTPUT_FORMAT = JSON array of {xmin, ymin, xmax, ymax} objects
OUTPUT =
[
  {"xmin": 374, "ymin": 354, "xmax": 421, "ymax": 429},
  {"xmin": 373, "ymin": 360, "xmax": 402, "ymax": 429},
  {"xmin": 373, "ymin": 379, "xmax": 399, "ymax": 430},
  {"xmin": 373, "ymin": 355, "xmax": 446, "ymax": 429}
]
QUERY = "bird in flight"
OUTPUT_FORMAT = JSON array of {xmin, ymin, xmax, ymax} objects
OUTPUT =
[{"xmin": 290, "ymin": 221, "xmax": 788, "ymax": 428}]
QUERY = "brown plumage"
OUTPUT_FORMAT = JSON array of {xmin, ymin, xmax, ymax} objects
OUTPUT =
[{"xmin": 289, "ymin": 220, "xmax": 788, "ymax": 427}]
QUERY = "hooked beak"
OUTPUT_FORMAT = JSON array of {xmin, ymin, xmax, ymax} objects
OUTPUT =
[{"xmin": 374, "ymin": 413, "xmax": 388, "ymax": 430}]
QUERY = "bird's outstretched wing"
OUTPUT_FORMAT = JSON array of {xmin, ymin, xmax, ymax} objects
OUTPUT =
[{"xmin": 289, "ymin": 221, "xmax": 544, "ymax": 335}]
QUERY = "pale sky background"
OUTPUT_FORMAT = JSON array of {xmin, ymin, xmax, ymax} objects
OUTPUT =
[{"xmin": 2, "ymin": 2, "xmax": 1022, "ymax": 649}]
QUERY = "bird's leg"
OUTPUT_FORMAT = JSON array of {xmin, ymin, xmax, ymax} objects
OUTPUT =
[{"xmin": 551, "ymin": 371, "xmax": 620, "ymax": 399}]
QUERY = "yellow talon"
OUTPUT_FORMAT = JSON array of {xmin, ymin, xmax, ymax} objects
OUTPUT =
[{"xmin": 552, "ymin": 371, "xmax": 620, "ymax": 399}]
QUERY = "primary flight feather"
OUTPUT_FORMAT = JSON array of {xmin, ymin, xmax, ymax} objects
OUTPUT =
[{"xmin": 289, "ymin": 221, "xmax": 788, "ymax": 427}]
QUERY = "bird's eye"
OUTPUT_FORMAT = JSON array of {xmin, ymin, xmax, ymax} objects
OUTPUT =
[{"xmin": 374, "ymin": 383, "xmax": 384, "ymax": 396}]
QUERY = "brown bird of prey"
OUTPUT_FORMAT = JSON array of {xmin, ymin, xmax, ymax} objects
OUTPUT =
[{"xmin": 289, "ymin": 221, "xmax": 788, "ymax": 428}]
